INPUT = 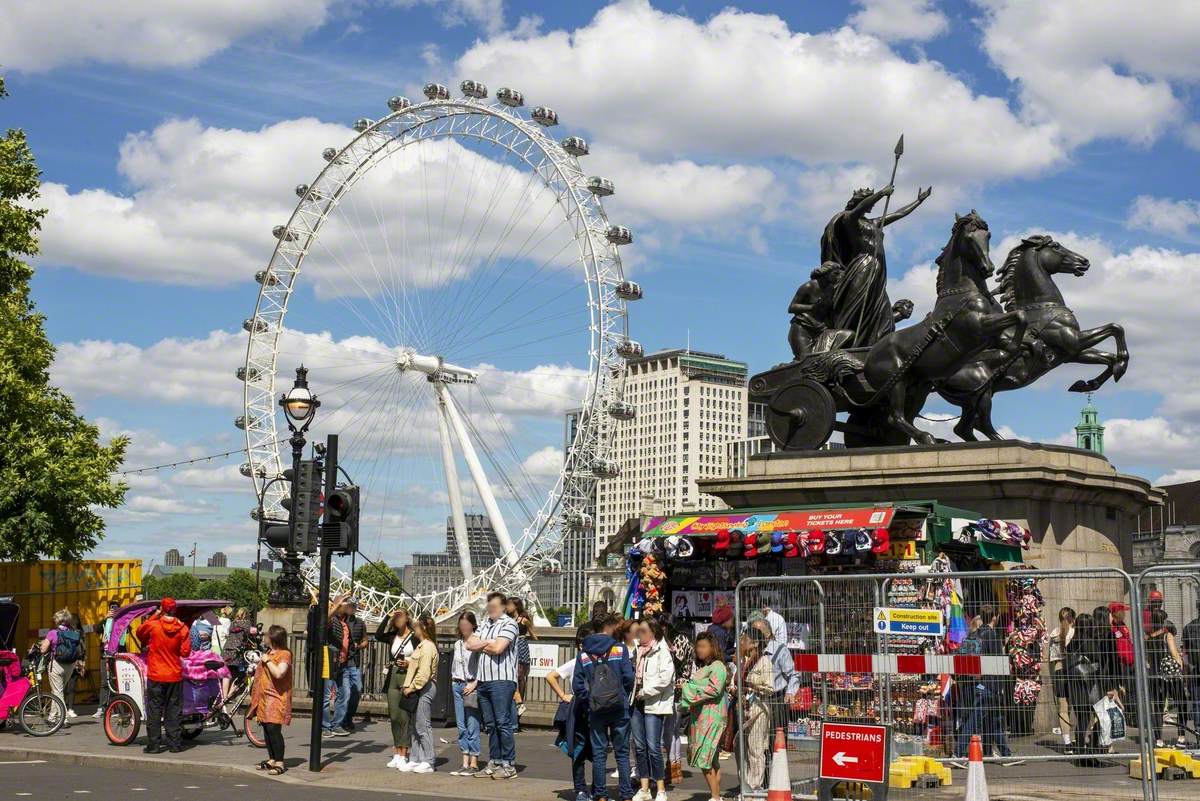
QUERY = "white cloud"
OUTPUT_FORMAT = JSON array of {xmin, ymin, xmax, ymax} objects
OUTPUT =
[
  {"xmin": 394, "ymin": 0, "xmax": 506, "ymax": 35},
  {"xmin": 976, "ymin": 0, "xmax": 1200, "ymax": 146},
  {"xmin": 851, "ymin": 0, "xmax": 949, "ymax": 42},
  {"xmin": 521, "ymin": 446, "xmax": 564, "ymax": 481},
  {"xmin": 0, "ymin": 1, "xmax": 333, "ymax": 72},
  {"xmin": 172, "ymin": 464, "xmax": 248, "ymax": 493},
  {"xmin": 1127, "ymin": 195, "xmax": 1200, "ymax": 237},
  {"xmin": 1156, "ymin": 468, "xmax": 1200, "ymax": 486},
  {"xmin": 457, "ymin": 1, "xmax": 1064, "ymax": 188}
]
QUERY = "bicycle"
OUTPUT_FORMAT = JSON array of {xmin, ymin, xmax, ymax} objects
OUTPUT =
[{"xmin": 0, "ymin": 647, "xmax": 67, "ymax": 737}]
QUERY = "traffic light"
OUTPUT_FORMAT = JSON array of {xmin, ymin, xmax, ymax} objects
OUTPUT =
[
  {"xmin": 263, "ymin": 459, "xmax": 323, "ymax": 554},
  {"xmin": 323, "ymin": 485, "xmax": 359, "ymax": 553}
]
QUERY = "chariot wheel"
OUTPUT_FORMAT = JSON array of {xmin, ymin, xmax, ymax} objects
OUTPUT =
[
  {"xmin": 765, "ymin": 379, "xmax": 835, "ymax": 450},
  {"xmin": 17, "ymin": 692, "xmax": 66, "ymax": 737},
  {"xmin": 181, "ymin": 719, "xmax": 205, "ymax": 740},
  {"xmin": 843, "ymin": 408, "xmax": 911, "ymax": 448}
]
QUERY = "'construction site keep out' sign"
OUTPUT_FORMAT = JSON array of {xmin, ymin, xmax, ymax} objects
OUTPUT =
[{"xmin": 873, "ymin": 607, "xmax": 944, "ymax": 637}]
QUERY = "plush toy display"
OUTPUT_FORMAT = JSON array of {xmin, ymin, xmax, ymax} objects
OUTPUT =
[{"xmin": 639, "ymin": 554, "xmax": 668, "ymax": 616}]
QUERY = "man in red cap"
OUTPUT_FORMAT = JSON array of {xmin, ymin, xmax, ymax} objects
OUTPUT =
[
  {"xmin": 1144, "ymin": 589, "xmax": 1165, "ymax": 630},
  {"xmin": 1109, "ymin": 601, "xmax": 1138, "ymax": 726},
  {"xmin": 132, "ymin": 597, "xmax": 191, "ymax": 753}
]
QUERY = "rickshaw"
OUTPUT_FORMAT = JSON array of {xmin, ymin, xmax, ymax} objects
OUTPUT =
[
  {"xmin": 0, "ymin": 599, "xmax": 67, "ymax": 736},
  {"xmin": 101, "ymin": 599, "xmax": 266, "ymax": 747}
]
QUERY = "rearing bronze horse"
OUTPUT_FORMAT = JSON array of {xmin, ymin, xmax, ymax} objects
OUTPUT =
[{"xmin": 862, "ymin": 211, "xmax": 1028, "ymax": 445}]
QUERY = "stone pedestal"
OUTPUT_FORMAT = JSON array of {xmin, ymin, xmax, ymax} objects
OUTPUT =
[{"xmin": 700, "ymin": 440, "xmax": 1165, "ymax": 735}]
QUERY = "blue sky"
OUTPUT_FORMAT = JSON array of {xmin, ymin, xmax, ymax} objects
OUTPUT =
[{"xmin": 4, "ymin": 0, "xmax": 1200, "ymax": 570}]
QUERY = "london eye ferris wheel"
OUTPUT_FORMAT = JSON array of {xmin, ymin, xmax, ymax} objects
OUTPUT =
[{"xmin": 238, "ymin": 80, "xmax": 642, "ymax": 621}]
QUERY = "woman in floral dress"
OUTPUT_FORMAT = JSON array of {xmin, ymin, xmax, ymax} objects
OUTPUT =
[{"xmin": 680, "ymin": 632, "xmax": 730, "ymax": 801}]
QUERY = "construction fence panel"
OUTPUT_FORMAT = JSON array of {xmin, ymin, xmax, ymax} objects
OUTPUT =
[
  {"xmin": 1132, "ymin": 563, "xmax": 1200, "ymax": 800},
  {"xmin": 735, "ymin": 567, "xmax": 1166, "ymax": 801}
]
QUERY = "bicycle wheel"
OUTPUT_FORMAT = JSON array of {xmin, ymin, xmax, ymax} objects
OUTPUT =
[
  {"xmin": 243, "ymin": 710, "xmax": 267, "ymax": 748},
  {"xmin": 103, "ymin": 694, "xmax": 141, "ymax": 745},
  {"xmin": 18, "ymin": 692, "xmax": 66, "ymax": 737}
]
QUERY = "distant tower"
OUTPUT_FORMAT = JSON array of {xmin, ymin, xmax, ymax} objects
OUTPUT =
[
  {"xmin": 164, "ymin": 548, "xmax": 184, "ymax": 567},
  {"xmin": 1075, "ymin": 393, "xmax": 1105, "ymax": 454}
]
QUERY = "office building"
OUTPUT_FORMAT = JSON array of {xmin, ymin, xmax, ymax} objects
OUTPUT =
[
  {"xmin": 595, "ymin": 349, "xmax": 749, "ymax": 552},
  {"xmin": 164, "ymin": 548, "xmax": 184, "ymax": 567},
  {"xmin": 402, "ymin": 514, "xmax": 509, "ymax": 600},
  {"xmin": 207, "ymin": 551, "xmax": 228, "ymax": 568},
  {"xmin": 250, "ymin": 558, "xmax": 275, "ymax": 573}
]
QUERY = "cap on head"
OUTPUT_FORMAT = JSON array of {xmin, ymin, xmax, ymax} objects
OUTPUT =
[
  {"xmin": 161, "ymin": 597, "xmax": 177, "ymax": 614},
  {"xmin": 1149, "ymin": 590, "xmax": 1164, "ymax": 602},
  {"xmin": 1108, "ymin": 601, "xmax": 1129, "ymax": 613}
]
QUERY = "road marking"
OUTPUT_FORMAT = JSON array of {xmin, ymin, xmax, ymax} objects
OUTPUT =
[
  {"xmin": 0, "ymin": 761, "xmax": 47, "ymax": 765},
  {"xmin": 131, "ymin": 788, "xmax": 147, "ymax": 792},
  {"xmin": 73, "ymin": 791, "xmax": 92, "ymax": 795},
  {"xmin": 16, "ymin": 793, "xmax": 33, "ymax": 797},
  {"xmin": 233, "ymin": 785, "xmax": 249, "ymax": 788},
  {"xmin": 183, "ymin": 787, "xmax": 200, "ymax": 790}
]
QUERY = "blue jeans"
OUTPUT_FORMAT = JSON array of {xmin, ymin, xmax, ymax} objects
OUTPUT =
[
  {"xmin": 572, "ymin": 751, "xmax": 592, "ymax": 796},
  {"xmin": 965, "ymin": 685, "xmax": 1011, "ymax": 758},
  {"xmin": 477, "ymin": 680, "xmax": 517, "ymax": 765},
  {"xmin": 340, "ymin": 665, "xmax": 363, "ymax": 728},
  {"xmin": 631, "ymin": 706, "xmax": 666, "ymax": 781},
  {"xmin": 453, "ymin": 680, "xmax": 482, "ymax": 756},
  {"xmin": 591, "ymin": 715, "xmax": 633, "ymax": 801},
  {"xmin": 322, "ymin": 668, "xmax": 348, "ymax": 732}
]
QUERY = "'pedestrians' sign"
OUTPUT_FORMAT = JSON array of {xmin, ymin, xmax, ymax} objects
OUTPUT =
[
  {"xmin": 873, "ymin": 607, "xmax": 943, "ymax": 637},
  {"xmin": 819, "ymin": 722, "xmax": 889, "ymax": 784}
]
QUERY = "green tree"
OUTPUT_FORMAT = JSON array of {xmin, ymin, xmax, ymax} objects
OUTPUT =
[
  {"xmin": 215, "ymin": 568, "xmax": 270, "ymax": 613},
  {"xmin": 143, "ymin": 571, "xmax": 202, "ymax": 601},
  {"xmin": 0, "ymin": 77, "xmax": 128, "ymax": 561},
  {"xmin": 352, "ymin": 561, "xmax": 403, "ymax": 594}
]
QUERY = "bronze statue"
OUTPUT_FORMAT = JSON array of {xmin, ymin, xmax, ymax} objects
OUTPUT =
[
  {"xmin": 787, "ymin": 261, "xmax": 843, "ymax": 359},
  {"xmin": 819, "ymin": 183, "xmax": 931, "ymax": 348},
  {"xmin": 937, "ymin": 235, "xmax": 1129, "ymax": 440}
]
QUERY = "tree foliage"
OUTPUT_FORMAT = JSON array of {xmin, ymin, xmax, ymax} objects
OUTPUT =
[
  {"xmin": 352, "ymin": 561, "xmax": 404, "ymax": 594},
  {"xmin": 0, "ymin": 76, "xmax": 128, "ymax": 561},
  {"xmin": 142, "ymin": 568, "xmax": 270, "ymax": 614}
]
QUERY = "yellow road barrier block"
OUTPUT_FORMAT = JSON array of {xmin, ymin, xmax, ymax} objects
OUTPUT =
[{"xmin": 888, "ymin": 756, "xmax": 953, "ymax": 789}]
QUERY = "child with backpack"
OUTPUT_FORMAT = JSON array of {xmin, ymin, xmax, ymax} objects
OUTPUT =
[
  {"xmin": 38, "ymin": 608, "xmax": 83, "ymax": 727},
  {"xmin": 573, "ymin": 614, "xmax": 636, "ymax": 801}
]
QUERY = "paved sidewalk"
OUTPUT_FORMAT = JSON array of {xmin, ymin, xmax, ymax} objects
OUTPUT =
[
  {"xmin": 0, "ymin": 706, "xmax": 737, "ymax": 800},
  {"xmin": 1, "ymin": 706, "xmax": 1194, "ymax": 800}
]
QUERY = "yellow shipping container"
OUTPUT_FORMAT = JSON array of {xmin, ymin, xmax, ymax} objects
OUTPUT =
[{"xmin": 0, "ymin": 559, "xmax": 142, "ymax": 703}]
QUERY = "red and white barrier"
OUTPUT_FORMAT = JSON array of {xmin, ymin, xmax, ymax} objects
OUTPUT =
[{"xmin": 793, "ymin": 653, "xmax": 1010, "ymax": 676}]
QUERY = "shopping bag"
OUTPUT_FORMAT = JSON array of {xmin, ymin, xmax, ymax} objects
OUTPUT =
[{"xmin": 1093, "ymin": 696, "xmax": 1126, "ymax": 747}]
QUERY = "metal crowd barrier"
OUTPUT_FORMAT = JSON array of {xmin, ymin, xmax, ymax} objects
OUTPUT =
[{"xmin": 734, "ymin": 565, "xmax": 1200, "ymax": 801}]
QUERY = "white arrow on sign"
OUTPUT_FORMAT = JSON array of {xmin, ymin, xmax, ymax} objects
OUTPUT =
[{"xmin": 832, "ymin": 752, "xmax": 859, "ymax": 767}]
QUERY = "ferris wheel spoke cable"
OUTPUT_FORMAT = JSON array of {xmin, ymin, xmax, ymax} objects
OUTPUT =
[
  {"xmin": 428, "ymin": 146, "xmax": 549, "ymax": 355},
  {"xmin": 474, "ymin": 384, "xmax": 543, "ymax": 506},
  {"xmin": 447, "ymin": 237, "xmax": 582, "ymax": 356},
  {"xmin": 435, "ymin": 162, "xmax": 566, "ymax": 353},
  {"xmin": 307, "ymin": 236, "xmax": 403, "ymax": 347},
  {"xmin": 344, "ymin": 180, "xmax": 409, "ymax": 346},
  {"xmin": 447, "ymin": 285, "xmax": 584, "ymax": 355},
  {"xmin": 456, "ymin": 324, "xmax": 592, "ymax": 364}
]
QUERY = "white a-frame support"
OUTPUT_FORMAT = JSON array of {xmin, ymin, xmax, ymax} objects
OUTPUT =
[{"xmin": 434, "ymin": 383, "xmax": 472, "ymax": 582}]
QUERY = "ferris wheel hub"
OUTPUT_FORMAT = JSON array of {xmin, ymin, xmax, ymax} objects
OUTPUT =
[{"xmin": 395, "ymin": 347, "xmax": 477, "ymax": 384}]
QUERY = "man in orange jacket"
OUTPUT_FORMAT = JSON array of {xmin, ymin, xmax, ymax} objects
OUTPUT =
[{"xmin": 132, "ymin": 597, "xmax": 191, "ymax": 753}]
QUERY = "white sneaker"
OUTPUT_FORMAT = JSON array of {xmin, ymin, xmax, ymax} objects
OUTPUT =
[
  {"xmin": 410, "ymin": 762, "xmax": 434, "ymax": 774},
  {"xmin": 632, "ymin": 790, "xmax": 651, "ymax": 801},
  {"xmin": 397, "ymin": 759, "xmax": 415, "ymax": 772},
  {"xmin": 66, "ymin": 709, "xmax": 78, "ymax": 719},
  {"xmin": 654, "ymin": 792, "xmax": 669, "ymax": 801},
  {"xmin": 386, "ymin": 755, "xmax": 403, "ymax": 768},
  {"xmin": 91, "ymin": 708, "xmax": 103, "ymax": 719}
]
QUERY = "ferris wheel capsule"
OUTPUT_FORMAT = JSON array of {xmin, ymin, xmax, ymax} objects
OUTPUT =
[
  {"xmin": 353, "ymin": 118, "xmax": 374, "ymax": 132},
  {"xmin": 616, "ymin": 338, "xmax": 644, "ymax": 359},
  {"xmin": 531, "ymin": 106, "xmax": 558, "ymax": 126},
  {"xmin": 272, "ymin": 225, "xmax": 297, "ymax": 241},
  {"xmin": 460, "ymin": 80, "xmax": 487, "ymax": 99},
  {"xmin": 250, "ymin": 508, "xmax": 262, "ymax": 521},
  {"xmin": 497, "ymin": 87, "xmax": 523, "ymax": 107},
  {"xmin": 423, "ymin": 83, "xmax": 450, "ymax": 100},
  {"xmin": 561, "ymin": 136, "xmax": 589, "ymax": 156},
  {"xmin": 239, "ymin": 462, "xmax": 266, "ymax": 478},
  {"xmin": 606, "ymin": 225, "xmax": 633, "ymax": 245},
  {"xmin": 254, "ymin": 270, "xmax": 279, "ymax": 286},
  {"xmin": 242, "ymin": 318, "xmax": 268, "ymax": 334},
  {"xmin": 235, "ymin": 415, "xmax": 248, "ymax": 430},
  {"xmin": 592, "ymin": 458, "xmax": 621, "ymax": 478},
  {"xmin": 295, "ymin": 184, "xmax": 309, "ymax": 198},
  {"xmin": 565, "ymin": 512, "xmax": 594, "ymax": 531},
  {"xmin": 321, "ymin": 147, "xmax": 339, "ymax": 162},
  {"xmin": 235, "ymin": 366, "xmax": 260, "ymax": 381},
  {"xmin": 608, "ymin": 401, "xmax": 636, "ymax": 420},
  {"xmin": 587, "ymin": 176, "xmax": 614, "ymax": 196},
  {"xmin": 387, "ymin": 95, "xmax": 411, "ymax": 112},
  {"xmin": 615, "ymin": 280, "xmax": 642, "ymax": 300}
]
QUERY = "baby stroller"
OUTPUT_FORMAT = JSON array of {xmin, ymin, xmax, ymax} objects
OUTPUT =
[{"xmin": 0, "ymin": 600, "xmax": 67, "ymax": 736}]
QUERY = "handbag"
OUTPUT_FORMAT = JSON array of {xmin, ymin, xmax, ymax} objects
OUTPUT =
[
  {"xmin": 1159, "ymin": 655, "xmax": 1183, "ymax": 678},
  {"xmin": 398, "ymin": 687, "xmax": 421, "ymax": 713},
  {"xmin": 462, "ymin": 688, "xmax": 480, "ymax": 709}
]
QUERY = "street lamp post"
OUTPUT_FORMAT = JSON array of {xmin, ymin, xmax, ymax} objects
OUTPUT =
[{"xmin": 268, "ymin": 366, "xmax": 320, "ymax": 607}]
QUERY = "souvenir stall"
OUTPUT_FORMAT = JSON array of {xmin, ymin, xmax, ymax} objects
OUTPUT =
[{"xmin": 621, "ymin": 501, "xmax": 1032, "ymax": 749}]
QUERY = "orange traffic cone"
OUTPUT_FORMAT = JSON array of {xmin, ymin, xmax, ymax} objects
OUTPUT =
[
  {"xmin": 965, "ymin": 734, "xmax": 989, "ymax": 801},
  {"xmin": 767, "ymin": 727, "xmax": 791, "ymax": 801}
]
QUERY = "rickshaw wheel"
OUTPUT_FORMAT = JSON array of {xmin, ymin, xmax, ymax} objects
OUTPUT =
[
  {"xmin": 18, "ymin": 692, "xmax": 66, "ymax": 737},
  {"xmin": 181, "ymin": 720, "xmax": 204, "ymax": 740},
  {"xmin": 103, "ymin": 694, "xmax": 140, "ymax": 745},
  {"xmin": 244, "ymin": 711, "xmax": 267, "ymax": 748}
]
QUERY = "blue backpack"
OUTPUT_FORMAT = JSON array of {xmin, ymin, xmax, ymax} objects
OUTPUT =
[{"xmin": 54, "ymin": 629, "xmax": 83, "ymax": 664}]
